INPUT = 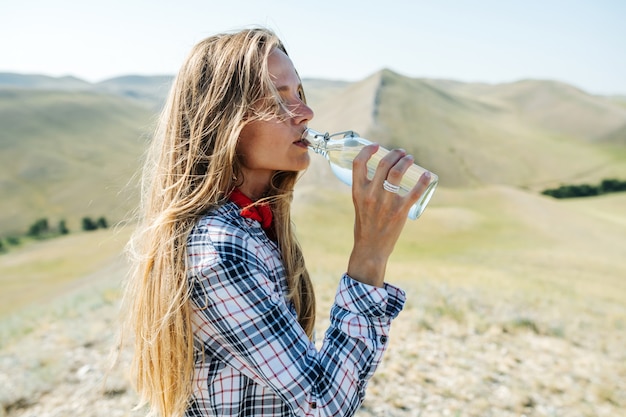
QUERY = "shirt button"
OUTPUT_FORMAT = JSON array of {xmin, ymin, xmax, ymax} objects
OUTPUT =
[
  {"xmin": 311, "ymin": 402, "xmax": 317, "ymax": 409},
  {"xmin": 380, "ymin": 335, "xmax": 388, "ymax": 344}
]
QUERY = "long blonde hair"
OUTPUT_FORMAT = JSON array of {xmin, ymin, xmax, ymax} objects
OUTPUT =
[{"xmin": 121, "ymin": 28, "xmax": 315, "ymax": 417}]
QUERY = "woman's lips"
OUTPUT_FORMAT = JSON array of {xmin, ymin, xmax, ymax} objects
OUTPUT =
[{"xmin": 293, "ymin": 139, "xmax": 309, "ymax": 148}]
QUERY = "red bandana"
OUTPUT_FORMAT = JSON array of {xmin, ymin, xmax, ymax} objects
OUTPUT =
[{"xmin": 229, "ymin": 188, "xmax": 273, "ymax": 231}]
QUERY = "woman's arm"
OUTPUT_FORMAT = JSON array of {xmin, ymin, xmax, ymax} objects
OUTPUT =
[
  {"xmin": 187, "ymin": 222, "xmax": 404, "ymax": 417},
  {"xmin": 348, "ymin": 144, "xmax": 431, "ymax": 287}
]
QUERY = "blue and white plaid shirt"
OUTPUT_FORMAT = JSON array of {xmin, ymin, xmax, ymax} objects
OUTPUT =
[{"xmin": 186, "ymin": 202, "xmax": 405, "ymax": 417}]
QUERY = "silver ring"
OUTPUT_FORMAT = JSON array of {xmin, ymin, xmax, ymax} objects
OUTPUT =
[{"xmin": 383, "ymin": 180, "xmax": 400, "ymax": 193}]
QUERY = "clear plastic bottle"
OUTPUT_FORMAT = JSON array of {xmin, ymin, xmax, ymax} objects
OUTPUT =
[{"xmin": 302, "ymin": 128, "xmax": 438, "ymax": 219}]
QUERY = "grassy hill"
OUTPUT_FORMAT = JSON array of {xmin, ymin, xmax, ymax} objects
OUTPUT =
[
  {"xmin": 0, "ymin": 72, "xmax": 173, "ymax": 108},
  {"xmin": 0, "ymin": 89, "xmax": 155, "ymax": 235},
  {"xmin": 95, "ymin": 75, "xmax": 173, "ymax": 109},
  {"xmin": 1, "ymin": 70, "xmax": 625, "ymax": 236},
  {"xmin": 602, "ymin": 122, "xmax": 626, "ymax": 144},
  {"xmin": 301, "ymin": 78, "xmax": 350, "ymax": 110},
  {"xmin": 302, "ymin": 69, "xmax": 626, "ymax": 190},
  {"xmin": 0, "ymin": 73, "xmax": 91, "ymax": 90},
  {"xmin": 429, "ymin": 78, "xmax": 626, "ymax": 140}
]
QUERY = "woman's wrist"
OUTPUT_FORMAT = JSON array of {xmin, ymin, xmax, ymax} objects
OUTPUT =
[{"xmin": 346, "ymin": 252, "xmax": 387, "ymax": 288}]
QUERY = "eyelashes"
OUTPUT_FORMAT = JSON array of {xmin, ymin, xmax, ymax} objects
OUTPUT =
[{"xmin": 276, "ymin": 86, "xmax": 307, "ymax": 109}]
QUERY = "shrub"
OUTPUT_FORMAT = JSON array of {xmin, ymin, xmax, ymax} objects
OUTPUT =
[
  {"xmin": 542, "ymin": 178, "xmax": 626, "ymax": 199},
  {"xmin": 82, "ymin": 217, "xmax": 99, "ymax": 231},
  {"xmin": 96, "ymin": 217, "xmax": 108, "ymax": 229},
  {"xmin": 600, "ymin": 178, "xmax": 626, "ymax": 193},
  {"xmin": 59, "ymin": 220, "xmax": 70, "ymax": 235},
  {"xmin": 27, "ymin": 218, "xmax": 50, "ymax": 238},
  {"xmin": 82, "ymin": 216, "xmax": 109, "ymax": 231}
]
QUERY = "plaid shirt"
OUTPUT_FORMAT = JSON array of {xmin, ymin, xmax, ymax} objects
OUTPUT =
[{"xmin": 186, "ymin": 202, "xmax": 405, "ymax": 417}]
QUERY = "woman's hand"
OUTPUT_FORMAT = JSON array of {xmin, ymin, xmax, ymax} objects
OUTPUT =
[{"xmin": 346, "ymin": 144, "xmax": 431, "ymax": 287}]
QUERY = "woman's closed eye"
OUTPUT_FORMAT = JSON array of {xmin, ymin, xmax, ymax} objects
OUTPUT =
[
  {"xmin": 276, "ymin": 88, "xmax": 307, "ymax": 116},
  {"xmin": 297, "ymin": 86, "xmax": 307, "ymax": 104},
  {"xmin": 276, "ymin": 84, "xmax": 306, "ymax": 104}
]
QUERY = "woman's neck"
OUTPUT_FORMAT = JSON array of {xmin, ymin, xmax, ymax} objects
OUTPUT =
[
  {"xmin": 237, "ymin": 182, "xmax": 269, "ymax": 201},
  {"xmin": 238, "ymin": 172, "xmax": 273, "ymax": 201}
]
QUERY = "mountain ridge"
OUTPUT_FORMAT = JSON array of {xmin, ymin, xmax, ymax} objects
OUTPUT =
[
  {"xmin": 362, "ymin": 69, "xmax": 626, "ymax": 188},
  {"xmin": 1, "ymin": 70, "xmax": 625, "ymax": 236}
]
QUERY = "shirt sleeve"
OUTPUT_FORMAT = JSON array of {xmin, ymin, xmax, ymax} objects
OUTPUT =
[{"xmin": 187, "ymin": 222, "xmax": 406, "ymax": 417}]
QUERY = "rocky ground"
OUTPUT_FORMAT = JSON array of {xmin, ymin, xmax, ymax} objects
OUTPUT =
[{"xmin": 1, "ymin": 278, "xmax": 624, "ymax": 417}]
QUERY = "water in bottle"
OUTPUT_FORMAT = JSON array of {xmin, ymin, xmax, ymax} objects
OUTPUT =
[{"xmin": 302, "ymin": 128, "xmax": 438, "ymax": 219}]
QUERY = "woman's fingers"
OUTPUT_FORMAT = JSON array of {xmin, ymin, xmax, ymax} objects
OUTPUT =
[
  {"xmin": 352, "ymin": 145, "xmax": 426, "ymax": 207},
  {"xmin": 368, "ymin": 149, "xmax": 408, "ymax": 187},
  {"xmin": 383, "ymin": 154, "xmax": 414, "ymax": 190},
  {"xmin": 406, "ymin": 171, "xmax": 432, "ymax": 202},
  {"xmin": 351, "ymin": 143, "xmax": 379, "ymax": 188}
]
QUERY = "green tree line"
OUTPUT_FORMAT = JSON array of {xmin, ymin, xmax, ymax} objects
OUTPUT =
[
  {"xmin": 0, "ymin": 216, "xmax": 109, "ymax": 254},
  {"xmin": 542, "ymin": 178, "xmax": 626, "ymax": 199}
]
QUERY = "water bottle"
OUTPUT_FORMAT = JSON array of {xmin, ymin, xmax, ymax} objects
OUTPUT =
[{"xmin": 302, "ymin": 128, "xmax": 438, "ymax": 219}]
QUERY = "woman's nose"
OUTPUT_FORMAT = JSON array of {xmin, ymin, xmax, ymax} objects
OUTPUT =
[{"xmin": 294, "ymin": 101, "xmax": 314, "ymax": 124}]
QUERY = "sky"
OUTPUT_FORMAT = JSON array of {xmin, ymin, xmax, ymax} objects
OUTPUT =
[{"xmin": 1, "ymin": 0, "xmax": 625, "ymax": 95}]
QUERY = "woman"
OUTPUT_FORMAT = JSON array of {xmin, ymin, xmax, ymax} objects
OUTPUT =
[{"xmin": 122, "ymin": 27, "xmax": 430, "ymax": 417}]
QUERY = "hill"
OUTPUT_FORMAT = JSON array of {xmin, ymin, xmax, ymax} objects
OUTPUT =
[
  {"xmin": 95, "ymin": 75, "xmax": 173, "ymax": 109},
  {"xmin": 1, "ymin": 70, "xmax": 626, "ymax": 236},
  {"xmin": 602, "ymin": 122, "xmax": 626, "ymax": 144},
  {"xmin": 302, "ymin": 70, "xmax": 626, "ymax": 190},
  {"xmin": 0, "ymin": 89, "xmax": 155, "ymax": 235},
  {"xmin": 0, "ymin": 72, "xmax": 173, "ymax": 109},
  {"xmin": 301, "ymin": 78, "xmax": 351, "ymax": 110},
  {"xmin": 0, "ymin": 73, "xmax": 91, "ymax": 90},
  {"xmin": 428, "ymin": 78, "xmax": 626, "ymax": 141}
]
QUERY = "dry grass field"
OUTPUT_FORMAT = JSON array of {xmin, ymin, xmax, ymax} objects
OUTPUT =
[
  {"xmin": 296, "ymin": 185, "xmax": 626, "ymax": 417},
  {"xmin": 1, "ymin": 184, "xmax": 624, "ymax": 417}
]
